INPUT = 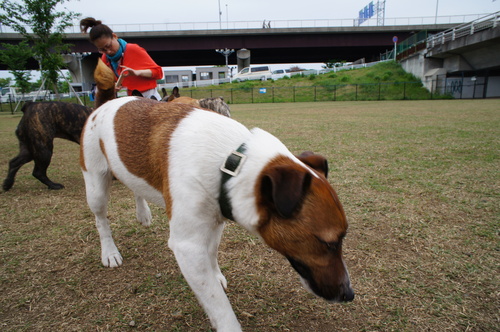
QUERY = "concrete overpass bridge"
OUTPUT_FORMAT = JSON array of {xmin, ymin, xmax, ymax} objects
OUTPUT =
[
  {"xmin": 0, "ymin": 18, "xmax": 460, "ymax": 90},
  {"xmin": 399, "ymin": 11, "xmax": 500, "ymax": 98},
  {"xmin": 0, "ymin": 15, "xmax": 490, "ymax": 92}
]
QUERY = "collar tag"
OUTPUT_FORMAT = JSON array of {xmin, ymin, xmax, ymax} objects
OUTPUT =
[{"xmin": 220, "ymin": 150, "xmax": 247, "ymax": 177}]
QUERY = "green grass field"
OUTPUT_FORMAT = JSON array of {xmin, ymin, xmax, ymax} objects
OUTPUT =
[
  {"xmin": 0, "ymin": 99, "xmax": 498, "ymax": 331},
  {"xmin": 178, "ymin": 61, "xmax": 445, "ymax": 103}
]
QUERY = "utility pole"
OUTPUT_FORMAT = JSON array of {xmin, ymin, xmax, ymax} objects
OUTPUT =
[
  {"xmin": 215, "ymin": 48, "xmax": 235, "ymax": 81},
  {"xmin": 435, "ymin": 0, "xmax": 439, "ymax": 24},
  {"xmin": 218, "ymin": 0, "xmax": 222, "ymax": 29}
]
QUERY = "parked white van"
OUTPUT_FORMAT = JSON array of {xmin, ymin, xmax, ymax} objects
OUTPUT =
[
  {"xmin": 271, "ymin": 68, "xmax": 291, "ymax": 80},
  {"xmin": 233, "ymin": 66, "xmax": 272, "ymax": 82}
]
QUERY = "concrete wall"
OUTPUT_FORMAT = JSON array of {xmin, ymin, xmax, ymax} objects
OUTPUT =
[{"xmin": 400, "ymin": 52, "xmax": 446, "ymax": 92}]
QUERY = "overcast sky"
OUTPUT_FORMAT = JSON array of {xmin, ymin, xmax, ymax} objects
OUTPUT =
[
  {"xmin": 1, "ymin": 0, "xmax": 499, "ymax": 81},
  {"xmin": 58, "ymin": 0, "xmax": 499, "ymax": 25}
]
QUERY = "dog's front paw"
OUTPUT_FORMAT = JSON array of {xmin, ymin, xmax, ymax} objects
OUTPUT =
[{"xmin": 102, "ymin": 252, "xmax": 123, "ymax": 268}]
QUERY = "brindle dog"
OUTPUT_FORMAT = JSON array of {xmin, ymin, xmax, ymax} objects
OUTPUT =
[{"xmin": 3, "ymin": 101, "xmax": 92, "ymax": 191}]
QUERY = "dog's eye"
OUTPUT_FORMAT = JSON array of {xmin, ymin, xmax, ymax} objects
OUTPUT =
[
  {"xmin": 315, "ymin": 236, "xmax": 341, "ymax": 252},
  {"xmin": 324, "ymin": 241, "xmax": 339, "ymax": 251}
]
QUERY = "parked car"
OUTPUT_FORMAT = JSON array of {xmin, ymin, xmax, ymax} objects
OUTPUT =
[
  {"xmin": 233, "ymin": 66, "xmax": 272, "ymax": 82},
  {"xmin": 271, "ymin": 69, "xmax": 291, "ymax": 80}
]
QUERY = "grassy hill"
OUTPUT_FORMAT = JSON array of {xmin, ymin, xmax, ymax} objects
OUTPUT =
[{"xmin": 182, "ymin": 61, "xmax": 441, "ymax": 103}]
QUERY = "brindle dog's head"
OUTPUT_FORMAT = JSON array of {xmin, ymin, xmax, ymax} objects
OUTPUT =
[{"xmin": 256, "ymin": 152, "xmax": 354, "ymax": 302}]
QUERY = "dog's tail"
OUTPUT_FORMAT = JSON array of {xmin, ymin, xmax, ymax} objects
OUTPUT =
[{"xmin": 93, "ymin": 58, "xmax": 116, "ymax": 108}]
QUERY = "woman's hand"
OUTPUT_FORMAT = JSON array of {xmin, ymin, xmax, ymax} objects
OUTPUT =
[{"xmin": 119, "ymin": 66, "xmax": 153, "ymax": 78}]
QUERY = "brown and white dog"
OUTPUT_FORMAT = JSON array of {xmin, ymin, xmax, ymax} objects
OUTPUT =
[{"xmin": 80, "ymin": 97, "xmax": 353, "ymax": 331}]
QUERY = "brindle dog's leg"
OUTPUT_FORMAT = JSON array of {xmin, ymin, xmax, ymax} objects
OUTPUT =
[
  {"xmin": 30, "ymin": 140, "xmax": 64, "ymax": 190},
  {"xmin": 3, "ymin": 142, "xmax": 33, "ymax": 191}
]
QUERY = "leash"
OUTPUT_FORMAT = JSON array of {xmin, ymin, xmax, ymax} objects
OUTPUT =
[{"xmin": 219, "ymin": 143, "xmax": 247, "ymax": 221}]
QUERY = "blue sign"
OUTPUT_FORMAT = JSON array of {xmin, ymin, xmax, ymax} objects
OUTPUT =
[
  {"xmin": 358, "ymin": 1, "xmax": 375, "ymax": 25},
  {"xmin": 259, "ymin": 88, "xmax": 267, "ymax": 94}
]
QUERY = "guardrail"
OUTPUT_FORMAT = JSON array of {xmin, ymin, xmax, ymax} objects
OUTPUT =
[
  {"xmin": 0, "ymin": 14, "xmax": 490, "ymax": 33},
  {"xmin": 427, "ymin": 11, "xmax": 499, "ymax": 47}
]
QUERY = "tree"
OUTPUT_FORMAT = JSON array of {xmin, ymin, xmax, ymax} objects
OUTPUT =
[
  {"xmin": 0, "ymin": 40, "xmax": 33, "ymax": 94},
  {"xmin": 0, "ymin": 77, "xmax": 12, "ymax": 88},
  {"xmin": 58, "ymin": 71, "xmax": 72, "ymax": 93},
  {"xmin": 0, "ymin": 0, "xmax": 80, "ymax": 94}
]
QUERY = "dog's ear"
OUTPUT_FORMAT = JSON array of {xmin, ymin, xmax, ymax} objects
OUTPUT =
[
  {"xmin": 172, "ymin": 87, "xmax": 179, "ymax": 95},
  {"xmin": 297, "ymin": 151, "xmax": 329, "ymax": 178},
  {"xmin": 260, "ymin": 166, "xmax": 312, "ymax": 219}
]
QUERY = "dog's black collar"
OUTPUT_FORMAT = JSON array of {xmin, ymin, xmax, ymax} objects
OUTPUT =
[{"xmin": 219, "ymin": 143, "xmax": 247, "ymax": 221}]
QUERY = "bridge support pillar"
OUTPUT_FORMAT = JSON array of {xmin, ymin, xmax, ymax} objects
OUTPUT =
[
  {"xmin": 62, "ymin": 53, "xmax": 97, "ymax": 92},
  {"xmin": 236, "ymin": 48, "xmax": 250, "ymax": 72}
]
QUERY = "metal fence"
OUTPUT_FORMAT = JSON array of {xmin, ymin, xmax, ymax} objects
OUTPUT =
[
  {"xmin": 429, "ymin": 75, "xmax": 495, "ymax": 99},
  {"xmin": 427, "ymin": 11, "xmax": 500, "ymax": 48},
  {"xmin": 180, "ymin": 81, "xmax": 447, "ymax": 104},
  {"xmin": 2, "ymin": 78, "xmax": 493, "ymax": 113}
]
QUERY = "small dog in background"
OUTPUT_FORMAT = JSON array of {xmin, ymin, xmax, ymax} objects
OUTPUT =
[
  {"xmin": 171, "ymin": 96, "xmax": 231, "ymax": 117},
  {"xmin": 3, "ymin": 101, "xmax": 92, "ymax": 191},
  {"xmin": 161, "ymin": 86, "xmax": 180, "ymax": 102}
]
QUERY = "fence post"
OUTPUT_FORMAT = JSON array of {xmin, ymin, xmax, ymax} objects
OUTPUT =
[
  {"xmin": 355, "ymin": 84, "xmax": 358, "ymax": 101},
  {"xmin": 334, "ymin": 85, "xmax": 337, "ymax": 101},
  {"xmin": 293, "ymin": 86, "xmax": 296, "ymax": 103},
  {"xmin": 314, "ymin": 86, "xmax": 317, "ymax": 102},
  {"xmin": 272, "ymin": 87, "xmax": 275, "ymax": 103},
  {"xmin": 231, "ymin": 88, "xmax": 233, "ymax": 103},
  {"xmin": 8, "ymin": 95, "xmax": 14, "ymax": 114},
  {"xmin": 460, "ymin": 76, "xmax": 464, "ymax": 99},
  {"xmin": 483, "ymin": 75, "xmax": 489, "ymax": 99},
  {"xmin": 378, "ymin": 83, "xmax": 381, "ymax": 100},
  {"xmin": 252, "ymin": 88, "xmax": 254, "ymax": 103}
]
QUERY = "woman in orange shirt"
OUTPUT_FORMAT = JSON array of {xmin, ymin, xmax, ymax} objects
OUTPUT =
[{"xmin": 80, "ymin": 17, "xmax": 163, "ymax": 100}]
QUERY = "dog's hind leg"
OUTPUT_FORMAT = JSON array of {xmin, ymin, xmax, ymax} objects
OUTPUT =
[
  {"xmin": 83, "ymin": 170, "xmax": 122, "ymax": 267},
  {"xmin": 2, "ymin": 142, "xmax": 33, "ymax": 191},
  {"xmin": 135, "ymin": 194, "xmax": 152, "ymax": 226},
  {"xmin": 31, "ymin": 141, "xmax": 64, "ymax": 190}
]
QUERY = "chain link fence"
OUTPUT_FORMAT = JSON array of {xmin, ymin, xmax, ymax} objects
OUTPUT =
[{"xmin": 182, "ymin": 81, "xmax": 451, "ymax": 104}]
